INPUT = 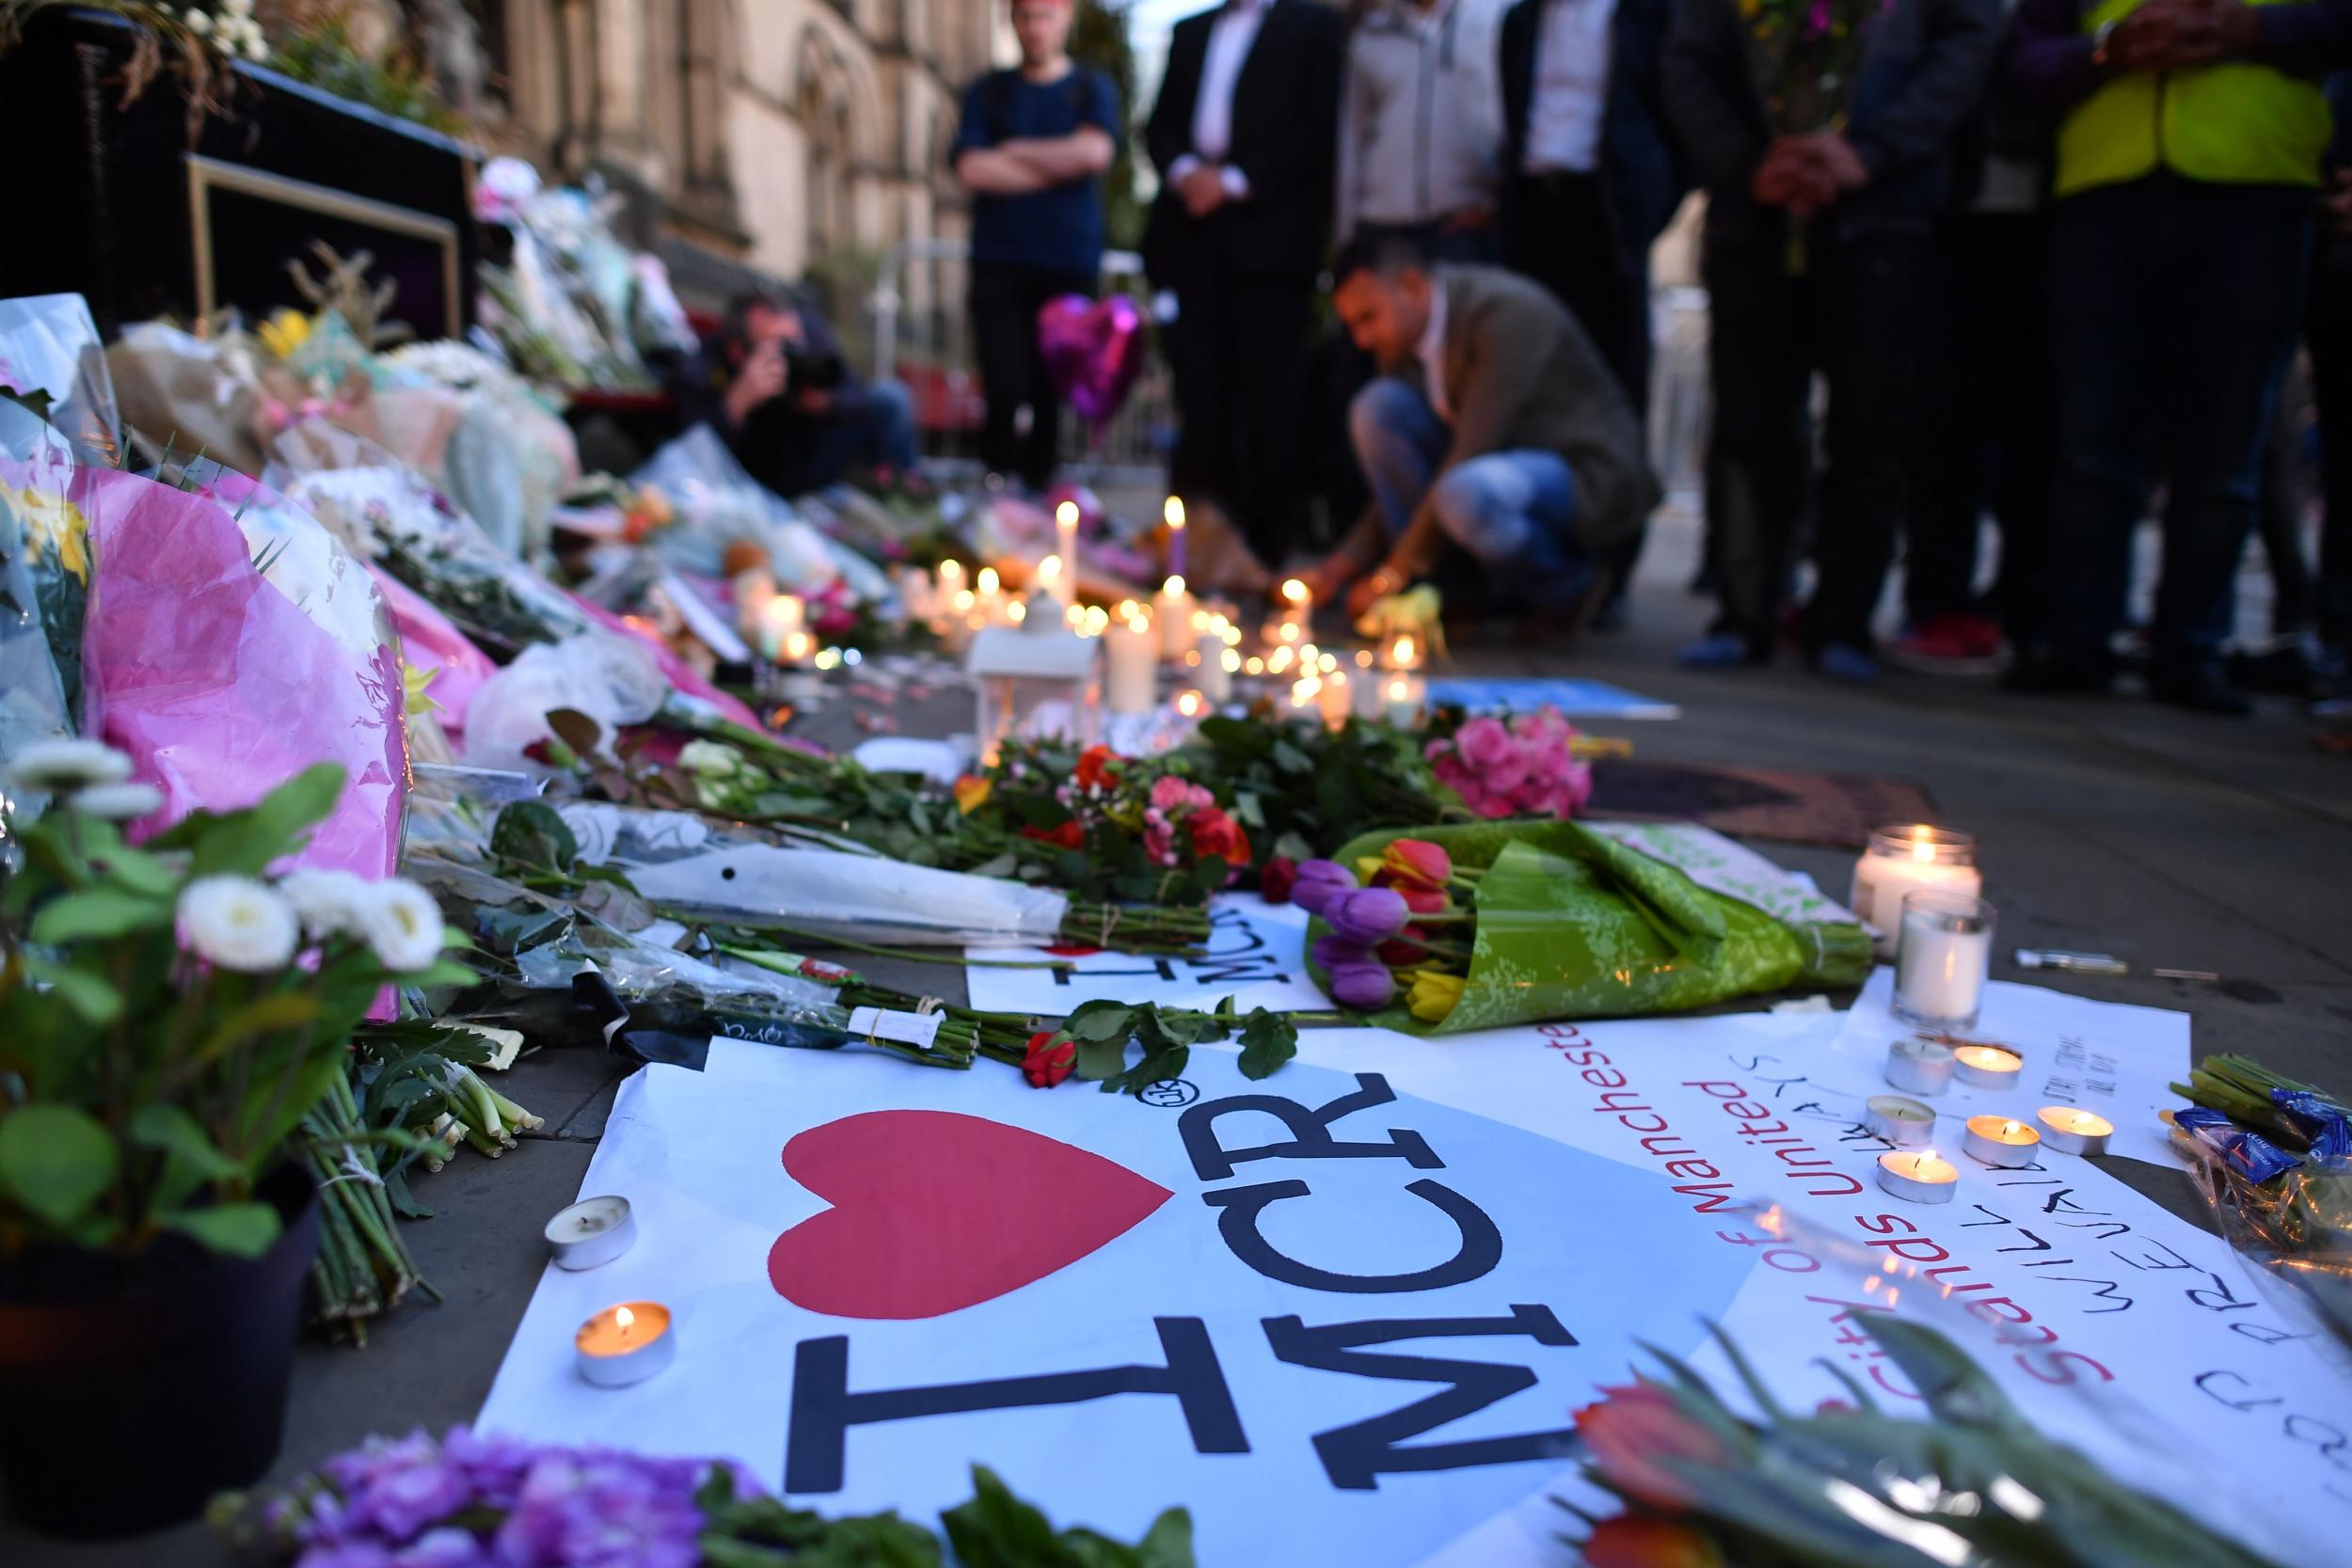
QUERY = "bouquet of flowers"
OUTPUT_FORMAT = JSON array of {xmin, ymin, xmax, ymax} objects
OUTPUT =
[
  {"xmin": 1568, "ymin": 1316, "xmax": 2285, "ymax": 1568},
  {"xmin": 214, "ymin": 1428, "xmax": 1195, "ymax": 1567},
  {"xmin": 1742, "ymin": 0, "xmax": 1890, "ymax": 140},
  {"xmin": 1298, "ymin": 825, "xmax": 1870, "ymax": 1032},
  {"xmin": 1420, "ymin": 707, "xmax": 1594, "ymax": 819}
]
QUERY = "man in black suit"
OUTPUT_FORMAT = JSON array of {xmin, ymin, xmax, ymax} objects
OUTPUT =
[{"xmin": 1144, "ymin": 0, "xmax": 1345, "ymax": 570}]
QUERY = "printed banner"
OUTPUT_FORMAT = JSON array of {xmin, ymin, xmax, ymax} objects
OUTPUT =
[{"xmin": 480, "ymin": 1009, "xmax": 2348, "ymax": 1564}]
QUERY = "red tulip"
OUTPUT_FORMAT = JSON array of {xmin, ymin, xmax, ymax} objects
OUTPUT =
[
  {"xmin": 1573, "ymin": 1385, "xmax": 1725, "ymax": 1510},
  {"xmin": 1379, "ymin": 838, "xmax": 1452, "ymax": 890},
  {"xmin": 1023, "ymin": 1031, "xmax": 1077, "ymax": 1087},
  {"xmin": 1398, "ymin": 886, "xmax": 1450, "ymax": 916},
  {"xmin": 1580, "ymin": 1516, "xmax": 1724, "ymax": 1568},
  {"xmin": 1260, "ymin": 856, "xmax": 1299, "ymax": 904},
  {"xmin": 1377, "ymin": 924, "xmax": 1436, "ymax": 966}
]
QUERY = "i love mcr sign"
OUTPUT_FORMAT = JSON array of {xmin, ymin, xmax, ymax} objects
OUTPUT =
[{"xmin": 480, "ymin": 1021, "xmax": 2352, "ymax": 1564}]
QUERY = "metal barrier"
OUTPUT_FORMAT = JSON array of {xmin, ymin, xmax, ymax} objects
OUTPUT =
[{"xmin": 866, "ymin": 237, "xmax": 1174, "ymax": 486}]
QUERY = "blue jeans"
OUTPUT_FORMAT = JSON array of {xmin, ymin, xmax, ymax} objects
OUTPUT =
[
  {"xmin": 1348, "ymin": 376, "xmax": 1589, "ymax": 608},
  {"xmin": 2046, "ymin": 176, "xmax": 2312, "ymax": 671},
  {"xmin": 775, "ymin": 379, "xmax": 919, "ymax": 495}
]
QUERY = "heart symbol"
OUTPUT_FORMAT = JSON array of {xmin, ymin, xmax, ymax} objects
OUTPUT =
[
  {"xmin": 768, "ymin": 1109, "xmax": 1172, "ymax": 1320},
  {"xmin": 1036, "ymin": 294, "xmax": 1148, "ymax": 430}
]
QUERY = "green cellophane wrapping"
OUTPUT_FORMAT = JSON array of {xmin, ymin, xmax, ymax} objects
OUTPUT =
[{"xmin": 1308, "ymin": 821, "xmax": 1872, "ymax": 1035}]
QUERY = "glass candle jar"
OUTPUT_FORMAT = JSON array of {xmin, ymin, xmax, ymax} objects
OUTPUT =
[
  {"xmin": 1895, "ymin": 892, "xmax": 1997, "ymax": 1030},
  {"xmin": 1850, "ymin": 826, "xmax": 1980, "ymax": 959}
]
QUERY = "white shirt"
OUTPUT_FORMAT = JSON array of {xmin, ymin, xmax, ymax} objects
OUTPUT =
[
  {"xmin": 1521, "ymin": 0, "xmax": 1615, "ymax": 176},
  {"xmin": 1171, "ymin": 0, "xmax": 1270, "ymax": 198},
  {"xmin": 1419, "ymin": 279, "xmax": 1452, "ymax": 424}
]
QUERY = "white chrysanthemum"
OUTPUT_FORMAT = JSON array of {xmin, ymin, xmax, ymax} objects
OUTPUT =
[
  {"xmin": 183, "ymin": 8, "xmax": 213, "ymax": 36},
  {"xmin": 358, "ymin": 879, "xmax": 447, "ymax": 973},
  {"xmin": 278, "ymin": 867, "xmax": 372, "ymax": 940},
  {"xmin": 8, "ymin": 737, "xmax": 135, "ymax": 793},
  {"xmin": 676, "ymin": 739, "xmax": 739, "ymax": 777},
  {"xmin": 68, "ymin": 782, "xmax": 166, "ymax": 821},
  {"xmin": 223, "ymin": 0, "xmax": 253, "ymax": 18},
  {"xmin": 244, "ymin": 27, "xmax": 269, "ymax": 60},
  {"xmin": 178, "ymin": 875, "xmax": 300, "ymax": 973}
]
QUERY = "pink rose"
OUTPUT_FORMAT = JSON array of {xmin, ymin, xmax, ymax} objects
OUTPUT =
[
  {"xmin": 1150, "ymin": 774, "xmax": 1195, "ymax": 812},
  {"xmin": 1144, "ymin": 819, "xmax": 1179, "ymax": 864},
  {"xmin": 1454, "ymin": 717, "xmax": 1515, "ymax": 770},
  {"xmin": 1429, "ymin": 749, "xmax": 1473, "ymax": 792},
  {"xmin": 1484, "ymin": 747, "xmax": 1533, "ymax": 798}
]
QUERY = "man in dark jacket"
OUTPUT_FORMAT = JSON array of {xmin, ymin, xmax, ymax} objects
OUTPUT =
[
  {"xmin": 1144, "ymin": 0, "xmax": 1345, "ymax": 569},
  {"xmin": 1663, "ymin": 0, "xmax": 2002, "ymax": 679},
  {"xmin": 693, "ymin": 290, "xmax": 915, "ymax": 499},
  {"xmin": 1296, "ymin": 234, "xmax": 1659, "ymax": 619},
  {"xmin": 1498, "ymin": 0, "xmax": 1686, "ymax": 623}
]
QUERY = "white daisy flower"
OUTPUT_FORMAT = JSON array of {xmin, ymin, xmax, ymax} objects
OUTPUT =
[
  {"xmin": 178, "ymin": 875, "xmax": 300, "ymax": 973},
  {"xmin": 8, "ymin": 737, "xmax": 134, "ymax": 794},
  {"xmin": 67, "ymin": 782, "xmax": 166, "ymax": 821},
  {"xmin": 358, "ymin": 878, "xmax": 448, "ymax": 973},
  {"xmin": 278, "ymin": 867, "xmax": 372, "ymax": 940}
]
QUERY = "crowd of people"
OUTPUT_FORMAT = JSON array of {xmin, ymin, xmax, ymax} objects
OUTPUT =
[{"xmin": 714, "ymin": 0, "xmax": 2352, "ymax": 718}]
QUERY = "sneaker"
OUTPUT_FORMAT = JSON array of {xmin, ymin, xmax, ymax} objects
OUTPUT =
[
  {"xmin": 1811, "ymin": 641, "xmax": 1881, "ymax": 684},
  {"xmin": 1677, "ymin": 631, "xmax": 1769, "ymax": 670},
  {"xmin": 1886, "ymin": 612, "xmax": 2005, "ymax": 675}
]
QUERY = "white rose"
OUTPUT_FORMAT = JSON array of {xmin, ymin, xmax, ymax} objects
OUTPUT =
[
  {"xmin": 67, "ymin": 782, "xmax": 166, "ymax": 821},
  {"xmin": 223, "ymin": 0, "xmax": 252, "ymax": 18},
  {"xmin": 183, "ymin": 8, "xmax": 213, "ymax": 36},
  {"xmin": 278, "ymin": 867, "xmax": 372, "ymax": 940},
  {"xmin": 676, "ymin": 739, "xmax": 739, "ymax": 777},
  {"xmin": 358, "ymin": 878, "xmax": 448, "ymax": 973},
  {"xmin": 245, "ymin": 27, "xmax": 269, "ymax": 60},
  {"xmin": 178, "ymin": 876, "xmax": 300, "ymax": 973},
  {"xmin": 8, "ymin": 737, "xmax": 134, "ymax": 794}
]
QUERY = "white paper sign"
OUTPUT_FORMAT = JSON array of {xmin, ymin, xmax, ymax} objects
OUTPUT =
[{"xmin": 962, "ymin": 893, "xmax": 1329, "ymax": 1015}]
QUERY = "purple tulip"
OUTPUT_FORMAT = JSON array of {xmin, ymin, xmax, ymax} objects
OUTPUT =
[
  {"xmin": 1312, "ymin": 934, "xmax": 1375, "ymax": 972},
  {"xmin": 1291, "ymin": 859, "xmax": 1358, "ymax": 915},
  {"xmin": 1328, "ymin": 961, "xmax": 1398, "ymax": 1011},
  {"xmin": 1327, "ymin": 885, "xmax": 1410, "ymax": 945}
]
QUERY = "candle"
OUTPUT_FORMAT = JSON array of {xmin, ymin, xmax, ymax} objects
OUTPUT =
[
  {"xmin": 1875, "ymin": 1149, "xmax": 1959, "ymax": 1204},
  {"xmin": 1884, "ymin": 1037, "xmax": 1956, "ymax": 1095},
  {"xmin": 1106, "ymin": 611, "xmax": 1158, "ymax": 714},
  {"xmin": 546, "ymin": 1195, "xmax": 636, "ymax": 1271},
  {"xmin": 1244, "ymin": 656, "xmax": 1264, "ymax": 676},
  {"xmin": 1157, "ymin": 576, "xmax": 1195, "ymax": 660},
  {"xmin": 1865, "ymin": 1096, "xmax": 1936, "ymax": 1148},
  {"xmin": 1383, "ymin": 674, "xmax": 1426, "ymax": 728},
  {"xmin": 780, "ymin": 629, "xmax": 813, "ymax": 666},
  {"xmin": 1290, "ymin": 674, "xmax": 1323, "ymax": 715},
  {"xmin": 937, "ymin": 559, "xmax": 966, "ymax": 601},
  {"xmin": 575, "ymin": 1301, "xmax": 675, "ymax": 1386},
  {"xmin": 1850, "ymin": 826, "xmax": 1980, "ymax": 958},
  {"xmin": 1894, "ymin": 892, "xmax": 1995, "ymax": 1028},
  {"xmin": 1963, "ymin": 1114, "xmax": 2042, "ymax": 1167},
  {"xmin": 1175, "ymin": 689, "xmax": 1204, "ymax": 720},
  {"xmin": 1056, "ymin": 500, "xmax": 1081, "ymax": 574},
  {"xmin": 1281, "ymin": 577, "xmax": 1313, "ymax": 618},
  {"xmin": 2036, "ymin": 1105, "xmax": 2114, "ymax": 1156},
  {"xmin": 1951, "ymin": 1043, "xmax": 2024, "ymax": 1089},
  {"xmin": 1035, "ymin": 552, "xmax": 1067, "ymax": 610},
  {"xmin": 1389, "ymin": 633, "xmax": 1420, "ymax": 672},
  {"xmin": 1197, "ymin": 631, "xmax": 1233, "ymax": 702},
  {"xmin": 1164, "ymin": 496, "xmax": 1186, "ymax": 578},
  {"xmin": 1317, "ymin": 670, "xmax": 1354, "ymax": 726},
  {"xmin": 1349, "ymin": 666, "xmax": 1388, "ymax": 721}
]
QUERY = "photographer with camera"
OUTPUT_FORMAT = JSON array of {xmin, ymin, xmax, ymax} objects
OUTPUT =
[{"xmin": 694, "ymin": 289, "xmax": 918, "ymax": 499}]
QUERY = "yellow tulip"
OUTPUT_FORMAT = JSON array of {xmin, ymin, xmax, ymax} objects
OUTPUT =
[
  {"xmin": 258, "ymin": 308, "xmax": 313, "ymax": 361},
  {"xmin": 1407, "ymin": 970, "xmax": 1465, "ymax": 1023}
]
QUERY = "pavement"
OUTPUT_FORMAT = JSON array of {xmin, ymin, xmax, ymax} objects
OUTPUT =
[{"xmin": 9, "ymin": 502, "xmax": 2348, "ymax": 1564}]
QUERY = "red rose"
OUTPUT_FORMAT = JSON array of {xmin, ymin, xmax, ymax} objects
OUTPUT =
[
  {"xmin": 1022, "ymin": 1030, "xmax": 1077, "ymax": 1087},
  {"xmin": 1186, "ymin": 807, "xmax": 1250, "ymax": 871},
  {"xmin": 1021, "ymin": 820, "xmax": 1087, "ymax": 850},
  {"xmin": 1074, "ymin": 744, "xmax": 1118, "ymax": 792},
  {"xmin": 1259, "ymin": 856, "xmax": 1299, "ymax": 904}
]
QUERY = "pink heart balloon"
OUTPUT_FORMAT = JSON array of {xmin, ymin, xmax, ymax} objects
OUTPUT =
[{"xmin": 1036, "ymin": 293, "xmax": 1147, "ymax": 429}]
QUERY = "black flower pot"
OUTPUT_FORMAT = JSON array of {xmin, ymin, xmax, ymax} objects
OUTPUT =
[{"xmin": 0, "ymin": 1164, "xmax": 322, "ymax": 1538}]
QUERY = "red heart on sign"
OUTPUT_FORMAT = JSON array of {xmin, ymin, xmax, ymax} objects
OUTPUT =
[{"xmin": 768, "ymin": 1109, "xmax": 1173, "ymax": 1319}]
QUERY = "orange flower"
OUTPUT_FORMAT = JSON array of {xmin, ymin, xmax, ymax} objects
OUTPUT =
[
  {"xmin": 1581, "ymin": 1516, "xmax": 1724, "ymax": 1568},
  {"xmin": 952, "ymin": 774, "xmax": 993, "ymax": 815},
  {"xmin": 1573, "ymin": 1385, "xmax": 1726, "ymax": 1510},
  {"xmin": 1074, "ymin": 745, "xmax": 1118, "ymax": 792}
]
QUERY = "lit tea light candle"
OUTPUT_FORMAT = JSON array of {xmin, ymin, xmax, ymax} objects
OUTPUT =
[
  {"xmin": 1157, "ymin": 575, "xmax": 1195, "ymax": 660},
  {"xmin": 1355, "ymin": 648, "xmax": 1375, "ymax": 670},
  {"xmin": 780, "ymin": 628, "xmax": 814, "ymax": 666},
  {"xmin": 575, "ymin": 1301, "xmax": 675, "ymax": 1386},
  {"xmin": 1244, "ymin": 655, "xmax": 1265, "ymax": 676},
  {"xmin": 936, "ymin": 559, "xmax": 966, "ymax": 601},
  {"xmin": 1164, "ymin": 496, "xmax": 1186, "ymax": 578},
  {"xmin": 1875, "ymin": 1148, "xmax": 1959, "ymax": 1204},
  {"xmin": 1105, "ymin": 610, "xmax": 1158, "ymax": 714},
  {"xmin": 1389, "ymin": 633, "xmax": 1420, "ymax": 672},
  {"xmin": 757, "ymin": 594, "xmax": 804, "ymax": 661},
  {"xmin": 1281, "ymin": 577, "xmax": 1313, "ymax": 616},
  {"xmin": 1951, "ymin": 1044, "xmax": 2023, "ymax": 1089},
  {"xmin": 1894, "ymin": 892, "xmax": 1995, "ymax": 1029},
  {"xmin": 1384, "ymin": 673, "xmax": 1425, "ymax": 727},
  {"xmin": 2036, "ymin": 1105, "xmax": 2113, "ymax": 1156},
  {"xmin": 1175, "ymin": 689, "xmax": 1204, "ymax": 720},
  {"xmin": 1865, "ymin": 1096, "xmax": 1936, "ymax": 1148},
  {"xmin": 545, "ymin": 1195, "xmax": 635, "ymax": 1271},
  {"xmin": 1963, "ymin": 1114, "xmax": 2042, "ymax": 1167},
  {"xmin": 1850, "ymin": 825, "xmax": 1980, "ymax": 958},
  {"xmin": 1884, "ymin": 1037, "xmax": 1956, "ymax": 1095}
]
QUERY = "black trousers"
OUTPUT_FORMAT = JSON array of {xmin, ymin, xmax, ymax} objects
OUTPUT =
[
  {"xmin": 1503, "ymin": 172, "xmax": 1653, "ymax": 595},
  {"xmin": 1164, "ymin": 266, "xmax": 1315, "ymax": 567},
  {"xmin": 2311, "ymin": 225, "xmax": 2352, "ymax": 654},
  {"xmin": 1702, "ymin": 229, "xmax": 1927, "ymax": 653},
  {"xmin": 971, "ymin": 261, "xmax": 1094, "ymax": 489},
  {"xmin": 1906, "ymin": 208, "xmax": 2057, "ymax": 641}
]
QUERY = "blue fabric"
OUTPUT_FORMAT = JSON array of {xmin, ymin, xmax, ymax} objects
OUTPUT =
[
  {"xmin": 954, "ymin": 68, "xmax": 1122, "ymax": 276},
  {"xmin": 1349, "ymin": 376, "xmax": 1590, "ymax": 607}
]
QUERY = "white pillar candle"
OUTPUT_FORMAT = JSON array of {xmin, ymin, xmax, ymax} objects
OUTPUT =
[
  {"xmin": 1383, "ymin": 673, "xmax": 1425, "ymax": 728},
  {"xmin": 1963, "ymin": 1114, "xmax": 2042, "ymax": 1168},
  {"xmin": 1874, "ymin": 1149, "xmax": 1959, "ymax": 1204},
  {"xmin": 1851, "ymin": 825, "xmax": 1980, "ymax": 958},
  {"xmin": 1157, "ymin": 576, "xmax": 1195, "ymax": 660},
  {"xmin": 1196, "ymin": 634, "xmax": 1233, "ymax": 702},
  {"xmin": 2035, "ymin": 1105, "xmax": 2113, "ymax": 1156},
  {"xmin": 1349, "ymin": 665, "xmax": 1388, "ymax": 720},
  {"xmin": 1105, "ymin": 611, "xmax": 1158, "ymax": 714},
  {"xmin": 1894, "ymin": 892, "xmax": 1995, "ymax": 1028},
  {"xmin": 1950, "ymin": 1043, "xmax": 2024, "ymax": 1089},
  {"xmin": 1056, "ymin": 500, "xmax": 1081, "ymax": 575},
  {"xmin": 575, "ymin": 1301, "xmax": 675, "ymax": 1386},
  {"xmin": 937, "ymin": 558, "xmax": 966, "ymax": 602},
  {"xmin": 1865, "ymin": 1096, "xmax": 1936, "ymax": 1148},
  {"xmin": 1164, "ymin": 496, "xmax": 1186, "ymax": 578},
  {"xmin": 1884, "ymin": 1037, "xmax": 1956, "ymax": 1096},
  {"xmin": 1035, "ymin": 552, "xmax": 1068, "ymax": 610}
]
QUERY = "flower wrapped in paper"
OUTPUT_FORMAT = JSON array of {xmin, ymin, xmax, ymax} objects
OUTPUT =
[{"xmin": 1303, "ymin": 822, "xmax": 1871, "ymax": 1033}]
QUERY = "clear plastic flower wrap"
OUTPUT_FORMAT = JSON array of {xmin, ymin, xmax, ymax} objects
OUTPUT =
[
  {"xmin": 0, "ymin": 402, "xmax": 82, "ymax": 780},
  {"xmin": 0, "ymin": 293, "xmax": 120, "ymax": 464},
  {"xmin": 630, "ymin": 423, "xmax": 891, "ymax": 601},
  {"xmin": 367, "ymin": 565, "xmax": 499, "ymax": 751}
]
